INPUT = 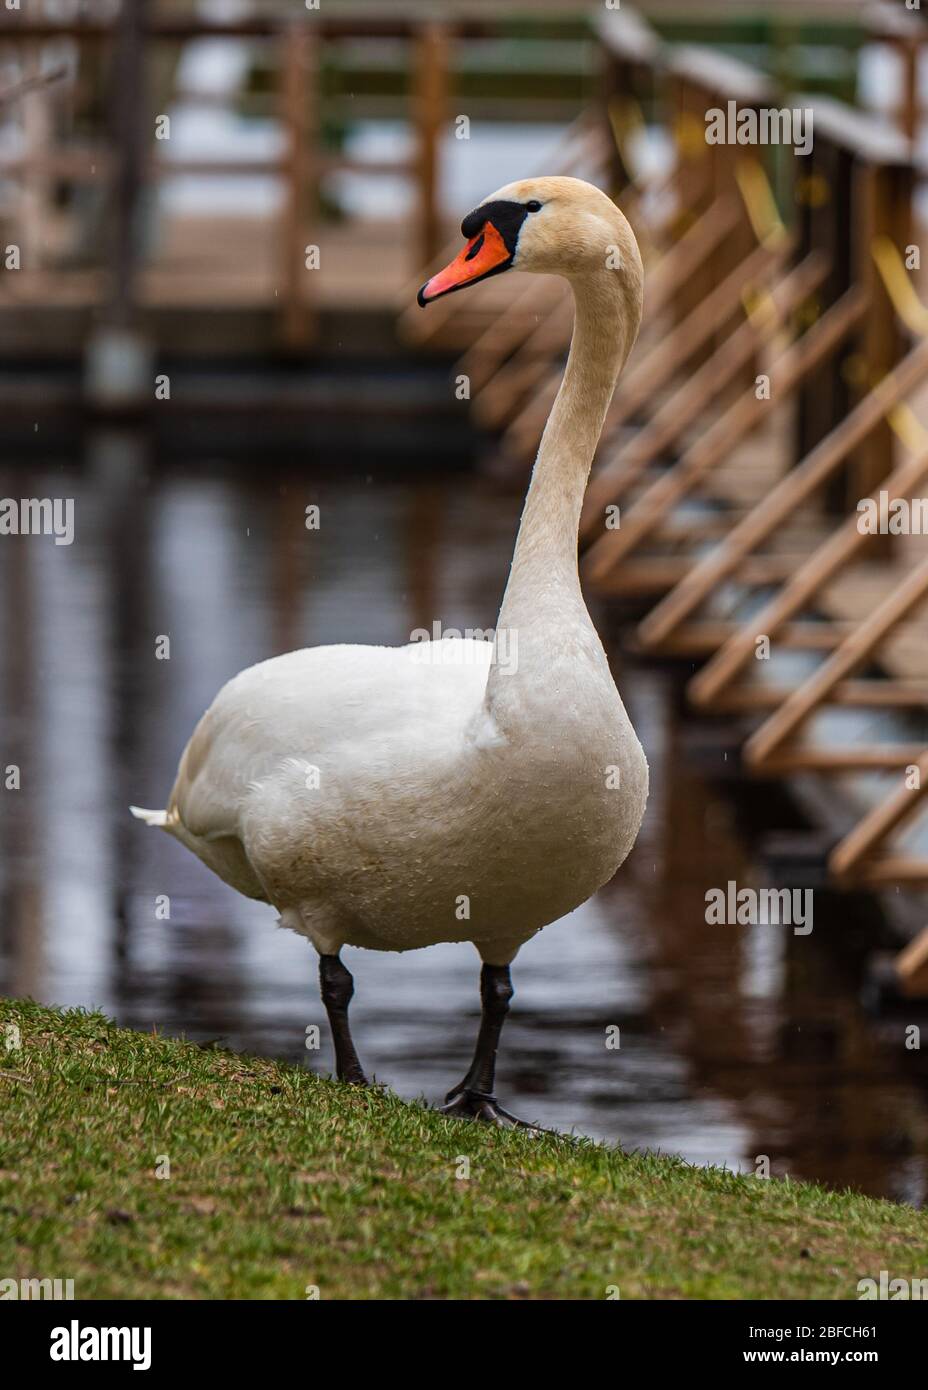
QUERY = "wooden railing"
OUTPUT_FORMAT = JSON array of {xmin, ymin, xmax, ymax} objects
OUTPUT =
[
  {"xmin": 0, "ymin": 5, "xmax": 460, "ymax": 346},
  {"xmin": 0, "ymin": 2, "xmax": 603, "ymax": 349}
]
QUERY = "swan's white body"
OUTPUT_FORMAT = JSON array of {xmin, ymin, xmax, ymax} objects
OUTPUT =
[{"xmin": 134, "ymin": 175, "xmax": 648, "ymax": 970}]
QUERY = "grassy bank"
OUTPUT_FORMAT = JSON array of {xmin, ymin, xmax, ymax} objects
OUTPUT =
[{"xmin": 1, "ymin": 997, "xmax": 925, "ymax": 1299}]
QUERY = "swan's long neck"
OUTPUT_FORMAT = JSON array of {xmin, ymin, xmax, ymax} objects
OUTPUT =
[{"xmin": 487, "ymin": 270, "xmax": 635, "ymax": 709}]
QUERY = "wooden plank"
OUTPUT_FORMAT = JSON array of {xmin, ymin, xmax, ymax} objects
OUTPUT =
[
  {"xmin": 628, "ymin": 621, "xmax": 858, "ymax": 657},
  {"xmin": 643, "ymin": 196, "xmax": 743, "ymax": 319},
  {"xmin": 864, "ymin": 861, "xmax": 928, "ymax": 885},
  {"xmin": 757, "ymin": 747, "xmax": 928, "ymax": 772},
  {"xmin": 596, "ymin": 238, "xmax": 788, "ymax": 435},
  {"xmin": 794, "ymin": 134, "xmax": 853, "ymax": 459},
  {"xmin": 595, "ymin": 553, "xmax": 815, "ymax": 596},
  {"xmin": 895, "ymin": 926, "xmax": 928, "ymax": 995},
  {"xmin": 0, "ymin": 8, "xmax": 616, "ymax": 42},
  {"xmin": 709, "ymin": 681, "xmax": 928, "ymax": 712},
  {"xmin": 830, "ymin": 750, "xmax": 928, "ymax": 879}
]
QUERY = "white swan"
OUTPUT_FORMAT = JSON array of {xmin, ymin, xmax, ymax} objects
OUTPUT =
[{"xmin": 132, "ymin": 176, "xmax": 648, "ymax": 1128}]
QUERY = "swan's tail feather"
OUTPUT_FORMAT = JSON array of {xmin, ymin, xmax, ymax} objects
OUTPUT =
[{"xmin": 130, "ymin": 805, "xmax": 170, "ymax": 828}]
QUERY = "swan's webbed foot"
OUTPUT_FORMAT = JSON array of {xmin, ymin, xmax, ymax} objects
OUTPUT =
[
  {"xmin": 439, "ymin": 1085, "xmax": 545, "ymax": 1133},
  {"xmin": 438, "ymin": 961, "xmax": 547, "ymax": 1132},
  {"xmin": 339, "ymin": 1064, "xmax": 368, "ymax": 1088}
]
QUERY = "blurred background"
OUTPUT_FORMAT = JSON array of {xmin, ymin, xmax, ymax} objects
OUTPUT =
[{"xmin": 3, "ymin": 0, "xmax": 928, "ymax": 1205}]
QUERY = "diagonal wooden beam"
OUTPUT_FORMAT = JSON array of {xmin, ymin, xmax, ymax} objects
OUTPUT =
[
  {"xmin": 830, "ymin": 750, "xmax": 928, "ymax": 880},
  {"xmin": 744, "ymin": 557, "xmax": 928, "ymax": 768},
  {"xmin": 894, "ymin": 927, "xmax": 928, "ymax": 996}
]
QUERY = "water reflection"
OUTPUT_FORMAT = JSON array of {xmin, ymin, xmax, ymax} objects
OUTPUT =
[{"xmin": 1, "ymin": 450, "xmax": 927, "ymax": 1206}]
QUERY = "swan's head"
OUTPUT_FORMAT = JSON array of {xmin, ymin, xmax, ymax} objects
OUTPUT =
[{"xmin": 417, "ymin": 175, "xmax": 642, "ymax": 312}]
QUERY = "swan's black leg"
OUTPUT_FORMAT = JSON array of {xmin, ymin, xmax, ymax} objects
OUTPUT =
[
  {"xmin": 319, "ymin": 954, "xmax": 367, "ymax": 1086},
  {"xmin": 440, "ymin": 963, "xmax": 543, "ymax": 1131}
]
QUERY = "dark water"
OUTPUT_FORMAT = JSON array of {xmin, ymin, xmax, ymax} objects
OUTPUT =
[{"xmin": 2, "ymin": 443, "xmax": 927, "ymax": 1205}]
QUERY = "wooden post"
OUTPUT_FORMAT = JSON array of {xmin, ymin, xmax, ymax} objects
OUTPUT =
[
  {"xmin": 593, "ymin": 6, "xmax": 664, "ymax": 197},
  {"xmin": 84, "ymin": 0, "xmax": 153, "ymax": 409},
  {"xmin": 793, "ymin": 130, "xmax": 853, "ymax": 461},
  {"xmin": 852, "ymin": 157, "xmax": 913, "ymax": 501},
  {"xmin": 866, "ymin": 2, "xmax": 924, "ymax": 143},
  {"xmin": 900, "ymin": 34, "xmax": 920, "ymax": 142},
  {"xmin": 667, "ymin": 74, "xmax": 714, "ymax": 332},
  {"xmin": 792, "ymin": 97, "xmax": 914, "ymax": 507},
  {"xmin": 413, "ymin": 22, "xmax": 448, "ymax": 271},
  {"xmin": 665, "ymin": 49, "xmax": 774, "ymax": 356},
  {"xmin": 600, "ymin": 35, "xmax": 630, "ymax": 196},
  {"xmin": 279, "ymin": 23, "xmax": 316, "ymax": 349},
  {"xmin": 19, "ymin": 51, "xmax": 54, "ymax": 275}
]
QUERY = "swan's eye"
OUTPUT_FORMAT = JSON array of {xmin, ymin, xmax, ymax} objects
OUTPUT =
[{"xmin": 525, "ymin": 200, "xmax": 542, "ymax": 213}]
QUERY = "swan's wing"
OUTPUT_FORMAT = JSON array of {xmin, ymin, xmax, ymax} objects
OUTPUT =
[{"xmin": 165, "ymin": 640, "xmax": 494, "ymax": 843}]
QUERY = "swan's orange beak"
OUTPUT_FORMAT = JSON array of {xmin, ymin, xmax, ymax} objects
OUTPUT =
[{"xmin": 417, "ymin": 221, "xmax": 512, "ymax": 306}]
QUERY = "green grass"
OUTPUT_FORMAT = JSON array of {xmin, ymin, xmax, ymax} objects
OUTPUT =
[{"xmin": 1, "ymin": 997, "xmax": 925, "ymax": 1300}]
